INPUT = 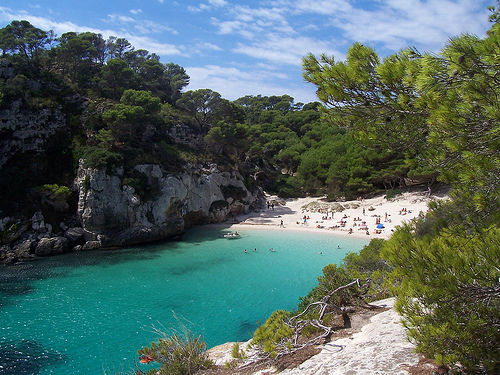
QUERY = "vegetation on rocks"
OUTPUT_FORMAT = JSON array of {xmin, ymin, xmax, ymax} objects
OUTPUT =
[{"xmin": 1, "ymin": 3, "xmax": 500, "ymax": 374}]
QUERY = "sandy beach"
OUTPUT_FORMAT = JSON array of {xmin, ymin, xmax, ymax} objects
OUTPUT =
[{"xmin": 231, "ymin": 188, "xmax": 448, "ymax": 240}]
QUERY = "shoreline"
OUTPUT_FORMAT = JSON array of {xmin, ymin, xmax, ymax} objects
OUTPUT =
[
  {"xmin": 206, "ymin": 189, "xmax": 449, "ymax": 374},
  {"xmin": 225, "ymin": 189, "xmax": 447, "ymax": 240}
]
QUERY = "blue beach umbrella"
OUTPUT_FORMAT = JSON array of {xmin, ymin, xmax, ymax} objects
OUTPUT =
[{"xmin": 376, "ymin": 223, "xmax": 384, "ymax": 229}]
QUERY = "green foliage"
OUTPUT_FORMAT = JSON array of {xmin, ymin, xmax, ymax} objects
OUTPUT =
[
  {"xmin": 82, "ymin": 146, "xmax": 123, "ymax": 171},
  {"xmin": 137, "ymin": 331, "xmax": 214, "ymax": 375},
  {"xmin": 250, "ymin": 310, "xmax": 293, "ymax": 358},
  {"xmin": 297, "ymin": 264, "xmax": 354, "ymax": 314},
  {"xmin": 302, "ymin": 21, "xmax": 500, "ymax": 372},
  {"xmin": 382, "ymin": 223, "xmax": 500, "ymax": 373},
  {"xmin": 231, "ymin": 343, "xmax": 246, "ymax": 360},
  {"xmin": 385, "ymin": 188, "xmax": 401, "ymax": 200},
  {"xmin": 35, "ymin": 184, "xmax": 71, "ymax": 198},
  {"xmin": 343, "ymin": 238, "xmax": 392, "ymax": 300}
]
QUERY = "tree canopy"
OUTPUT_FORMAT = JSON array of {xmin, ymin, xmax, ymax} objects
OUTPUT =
[{"xmin": 303, "ymin": 15, "xmax": 500, "ymax": 374}]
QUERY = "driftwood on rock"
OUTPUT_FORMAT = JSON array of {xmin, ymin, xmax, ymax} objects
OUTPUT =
[
  {"xmin": 249, "ymin": 278, "xmax": 373, "ymax": 363},
  {"xmin": 285, "ymin": 279, "xmax": 371, "ymax": 353}
]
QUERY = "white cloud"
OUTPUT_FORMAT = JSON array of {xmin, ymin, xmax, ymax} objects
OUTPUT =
[
  {"xmin": 107, "ymin": 14, "xmax": 135, "ymax": 23},
  {"xmin": 331, "ymin": 0, "xmax": 490, "ymax": 53},
  {"xmin": 292, "ymin": 0, "xmax": 353, "ymax": 15},
  {"xmin": 233, "ymin": 35, "xmax": 344, "ymax": 65},
  {"xmin": 208, "ymin": 0, "xmax": 227, "ymax": 7},
  {"xmin": 130, "ymin": 9, "xmax": 142, "ymax": 15},
  {"xmin": 195, "ymin": 42, "xmax": 223, "ymax": 51},
  {"xmin": 103, "ymin": 13, "xmax": 178, "ymax": 36},
  {"xmin": 188, "ymin": 0, "xmax": 227, "ymax": 13},
  {"xmin": 185, "ymin": 64, "xmax": 317, "ymax": 102},
  {"xmin": 188, "ymin": 4, "xmax": 210, "ymax": 13},
  {"xmin": 126, "ymin": 35, "xmax": 185, "ymax": 56}
]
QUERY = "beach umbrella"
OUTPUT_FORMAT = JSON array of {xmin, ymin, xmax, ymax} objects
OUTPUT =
[{"xmin": 377, "ymin": 223, "xmax": 385, "ymax": 229}]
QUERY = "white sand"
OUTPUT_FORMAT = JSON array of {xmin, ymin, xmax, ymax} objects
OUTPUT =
[{"xmin": 231, "ymin": 189, "xmax": 447, "ymax": 240}]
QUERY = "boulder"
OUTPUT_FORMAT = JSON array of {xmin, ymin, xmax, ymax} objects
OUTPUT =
[
  {"xmin": 34, "ymin": 237, "xmax": 69, "ymax": 256},
  {"xmin": 81, "ymin": 241, "xmax": 100, "ymax": 251},
  {"xmin": 64, "ymin": 227, "xmax": 84, "ymax": 244}
]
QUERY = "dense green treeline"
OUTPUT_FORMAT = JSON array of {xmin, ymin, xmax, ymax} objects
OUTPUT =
[{"xmin": 0, "ymin": 20, "xmax": 425, "ymax": 216}]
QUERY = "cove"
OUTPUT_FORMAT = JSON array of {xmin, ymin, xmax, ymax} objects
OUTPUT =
[{"xmin": 0, "ymin": 226, "xmax": 369, "ymax": 374}]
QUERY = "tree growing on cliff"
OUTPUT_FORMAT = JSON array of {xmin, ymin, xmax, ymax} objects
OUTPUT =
[{"xmin": 303, "ymin": 14, "xmax": 500, "ymax": 373}]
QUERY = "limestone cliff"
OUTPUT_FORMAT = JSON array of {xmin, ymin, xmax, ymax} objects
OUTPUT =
[
  {"xmin": 76, "ymin": 161, "xmax": 263, "ymax": 246},
  {"xmin": 0, "ymin": 99, "xmax": 66, "ymax": 170}
]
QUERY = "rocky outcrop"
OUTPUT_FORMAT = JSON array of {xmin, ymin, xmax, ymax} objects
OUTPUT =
[
  {"xmin": 34, "ymin": 237, "xmax": 69, "ymax": 256},
  {"xmin": 0, "ymin": 99, "xmax": 66, "ymax": 169},
  {"xmin": 0, "ymin": 211, "xmax": 80, "ymax": 264},
  {"xmin": 0, "ymin": 161, "xmax": 262, "ymax": 264},
  {"xmin": 76, "ymin": 161, "xmax": 263, "ymax": 247}
]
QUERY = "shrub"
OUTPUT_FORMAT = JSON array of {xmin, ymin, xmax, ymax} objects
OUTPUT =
[
  {"xmin": 137, "ymin": 331, "xmax": 213, "ymax": 375},
  {"xmin": 382, "ymin": 223, "xmax": 500, "ymax": 374},
  {"xmin": 250, "ymin": 310, "xmax": 293, "ymax": 358},
  {"xmin": 82, "ymin": 146, "xmax": 122, "ymax": 171},
  {"xmin": 231, "ymin": 342, "xmax": 246, "ymax": 360}
]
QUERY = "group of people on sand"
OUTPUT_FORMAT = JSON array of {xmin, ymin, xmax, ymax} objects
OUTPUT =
[{"xmin": 399, "ymin": 208, "xmax": 410, "ymax": 215}]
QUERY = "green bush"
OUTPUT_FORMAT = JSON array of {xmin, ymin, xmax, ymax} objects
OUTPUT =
[
  {"xmin": 82, "ymin": 146, "xmax": 123, "ymax": 171},
  {"xmin": 231, "ymin": 342, "xmax": 246, "ymax": 360},
  {"xmin": 137, "ymin": 332, "xmax": 213, "ymax": 375},
  {"xmin": 385, "ymin": 188, "xmax": 401, "ymax": 200},
  {"xmin": 35, "ymin": 184, "xmax": 71, "ymax": 198},
  {"xmin": 382, "ymin": 222, "xmax": 500, "ymax": 373},
  {"xmin": 250, "ymin": 310, "xmax": 293, "ymax": 358}
]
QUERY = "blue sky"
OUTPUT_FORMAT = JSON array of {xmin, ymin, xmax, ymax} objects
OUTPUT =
[{"xmin": 0, "ymin": 0, "xmax": 493, "ymax": 103}]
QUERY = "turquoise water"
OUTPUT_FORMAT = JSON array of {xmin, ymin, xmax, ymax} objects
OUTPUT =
[{"xmin": 0, "ymin": 226, "xmax": 368, "ymax": 374}]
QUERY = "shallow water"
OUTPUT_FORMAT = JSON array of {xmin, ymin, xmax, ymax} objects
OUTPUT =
[{"xmin": 0, "ymin": 226, "xmax": 368, "ymax": 374}]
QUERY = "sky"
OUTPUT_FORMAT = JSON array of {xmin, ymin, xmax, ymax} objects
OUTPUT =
[{"xmin": 0, "ymin": 0, "xmax": 494, "ymax": 104}]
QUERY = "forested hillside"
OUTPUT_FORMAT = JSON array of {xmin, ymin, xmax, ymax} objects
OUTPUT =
[
  {"xmin": 0, "ymin": 20, "xmax": 431, "ymax": 222},
  {"xmin": 1, "ymin": 11, "xmax": 499, "ymax": 374}
]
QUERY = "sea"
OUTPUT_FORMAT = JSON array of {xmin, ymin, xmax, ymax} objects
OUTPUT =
[{"xmin": 0, "ymin": 225, "xmax": 369, "ymax": 374}]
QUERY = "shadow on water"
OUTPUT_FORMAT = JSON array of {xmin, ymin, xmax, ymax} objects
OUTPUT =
[
  {"xmin": 0, "ymin": 339, "xmax": 66, "ymax": 375},
  {"xmin": 168, "ymin": 255, "xmax": 230, "ymax": 276},
  {"xmin": 0, "ymin": 237, "xmax": 184, "ymax": 305},
  {"xmin": 179, "ymin": 224, "xmax": 237, "ymax": 244},
  {"xmin": 236, "ymin": 320, "xmax": 259, "ymax": 342}
]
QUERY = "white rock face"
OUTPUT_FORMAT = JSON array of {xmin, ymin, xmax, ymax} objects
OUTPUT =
[
  {"xmin": 76, "ymin": 161, "xmax": 262, "ymax": 246},
  {"xmin": 208, "ymin": 299, "xmax": 420, "ymax": 375},
  {"xmin": 278, "ymin": 298, "xmax": 418, "ymax": 375}
]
